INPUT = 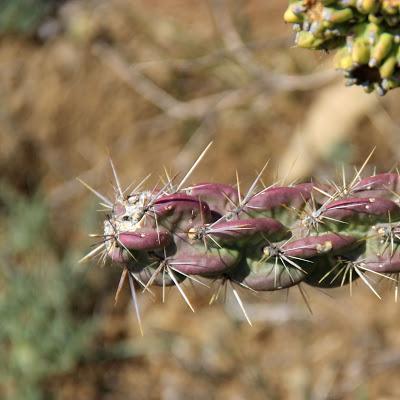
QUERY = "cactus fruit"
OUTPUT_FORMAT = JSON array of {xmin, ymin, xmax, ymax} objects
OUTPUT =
[
  {"xmin": 283, "ymin": 0, "xmax": 400, "ymax": 94},
  {"xmin": 80, "ymin": 151, "xmax": 400, "ymax": 332}
]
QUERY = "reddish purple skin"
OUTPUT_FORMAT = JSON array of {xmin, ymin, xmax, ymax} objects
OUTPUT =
[
  {"xmin": 364, "ymin": 254, "xmax": 400, "ymax": 273},
  {"xmin": 118, "ymin": 228, "xmax": 172, "ymax": 250},
  {"xmin": 170, "ymin": 248, "xmax": 240, "ymax": 277},
  {"xmin": 207, "ymin": 217, "xmax": 289, "ymax": 244},
  {"xmin": 323, "ymin": 197, "xmax": 400, "ymax": 221},
  {"xmin": 184, "ymin": 183, "xmax": 239, "ymax": 215},
  {"xmin": 153, "ymin": 193, "xmax": 203, "ymax": 204},
  {"xmin": 153, "ymin": 193, "xmax": 210, "ymax": 217},
  {"xmin": 152, "ymin": 194, "xmax": 212, "ymax": 229},
  {"xmin": 293, "ymin": 182, "xmax": 315, "ymax": 193},
  {"xmin": 354, "ymin": 173, "xmax": 400, "ymax": 193},
  {"xmin": 245, "ymin": 186, "xmax": 311, "ymax": 213},
  {"xmin": 282, "ymin": 233, "xmax": 359, "ymax": 259}
]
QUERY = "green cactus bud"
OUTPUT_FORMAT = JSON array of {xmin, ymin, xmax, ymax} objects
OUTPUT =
[
  {"xmin": 323, "ymin": 7, "xmax": 354, "ymax": 23},
  {"xmin": 296, "ymin": 31, "xmax": 325, "ymax": 48},
  {"xmin": 379, "ymin": 50, "xmax": 397, "ymax": 78},
  {"xmin": 381, "ymin": 0, "xmax": 399, "ymax": 15},
  {"xmin": 284, "ymin": 7, "xmax": 303, "ymax": 23},
  {"xmin": 357, "ymin": 0, "xmax": 379, "ymax": 14},
  {"xmin": 370, "ymin": 32, "xmax": 394, "ymax": 66},
  {"xmin": 352, "ymin": 37, "xmax": 371, "ymax": 64},
  {"xmin": 334, "ymin": 47, "xmax": 354, "ymax": 69},
  {"xmin": 284, "ymin": 0, "xmax": 400, "ymax": 93}
]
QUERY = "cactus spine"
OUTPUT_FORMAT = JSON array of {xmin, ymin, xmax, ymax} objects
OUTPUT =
[{"xmin": 284, "ymin": 0, "xmax": 400, "ymax": 94}]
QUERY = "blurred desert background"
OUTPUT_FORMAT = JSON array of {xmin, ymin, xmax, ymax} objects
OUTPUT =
[{"xmin": 2, "ymin": 1, "xmax": 400, "ymax": 399}]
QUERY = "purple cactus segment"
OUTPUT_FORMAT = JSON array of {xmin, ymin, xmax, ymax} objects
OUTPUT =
[
  {"xmin": 195, "ymin": 217, "xmax": 290, "ymax": 246},
  {"xmin": 153, "ymin": 193, "xmax": 204, "ymax": 205},
  {"xmin": 354, "ymin": 173, "xmax": 400, "ymax": 194},
  {"xmin": 245, "ymin": 186, "xmax": 311, "ymax": 214},
  {"xmin": 323, "ymin": 197, "xmax": 400, "ymax": 222},
  {"xmin": 118, "ymin": 228, "xmax": 172, "ymax": 251},
  {"xmin": 362, "ymin": 254, "xmax": 400, "ymax": 274},
  {"xmin": 293, "ymin": 182, "xmax": 315, "ymax": 193},
  {"xmin": 184, "ymin": 183, "xmax": 240, "ymax": 217},
  {"xmin": 352, "ymin": 173, "xmax": 400, "ymax": 201},
  {"xmin": 152, "ymin": 193, "xmax": 210, "ymax": 218},
  {"xmin": 282, "ymin": 233, "xmax": 359, "ymax": 259},
  {"xmin": 169, "ymin": 245, "xmax": 241, "ymax": 277},
  {"xmin": 152, "ymin": 194, "xmax": 212, "ymax": 230}
]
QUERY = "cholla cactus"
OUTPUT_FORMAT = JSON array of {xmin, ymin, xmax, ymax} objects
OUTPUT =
[
  {"xmin": 80, "ymin": 148, "xmax": 400, "ymax": 333},
  {"xmin": 284, "ymin": 0, "xmax": 400, "ymax": 94}
]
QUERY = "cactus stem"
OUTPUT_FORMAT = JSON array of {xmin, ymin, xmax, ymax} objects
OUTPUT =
[{"xmin": 81, "ymin": 150, "xmax": 400, "ymax": 332}]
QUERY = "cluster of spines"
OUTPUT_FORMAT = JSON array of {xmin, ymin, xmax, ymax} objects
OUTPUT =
[
  {"xmin": 81, "ymin": 151, "xmax": 400, "ymax": 333},
  {"xmin": 284, "ymin": 0, "xmax": 400, "ymax": 94}
]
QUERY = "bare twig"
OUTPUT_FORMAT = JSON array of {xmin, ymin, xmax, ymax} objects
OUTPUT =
[
  {"xmin": 210, "ymin": 0, "xmax": 338, "ymax": 91},
  {"xmin": 93, "ymin": 32, "xmax": 337, "ymax": 125},
  {"xmin": 130, "ymin": 36, "xmax": 292, "ymax": 72},
  {"xmin": 92, "ymin": 43, "xmax": 257, "ymax": 121}
]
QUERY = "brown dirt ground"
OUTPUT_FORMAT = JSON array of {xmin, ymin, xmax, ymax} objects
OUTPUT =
[{"xmin": 2, "ymin": 1, "xmax": 400, "ymax": 399}]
